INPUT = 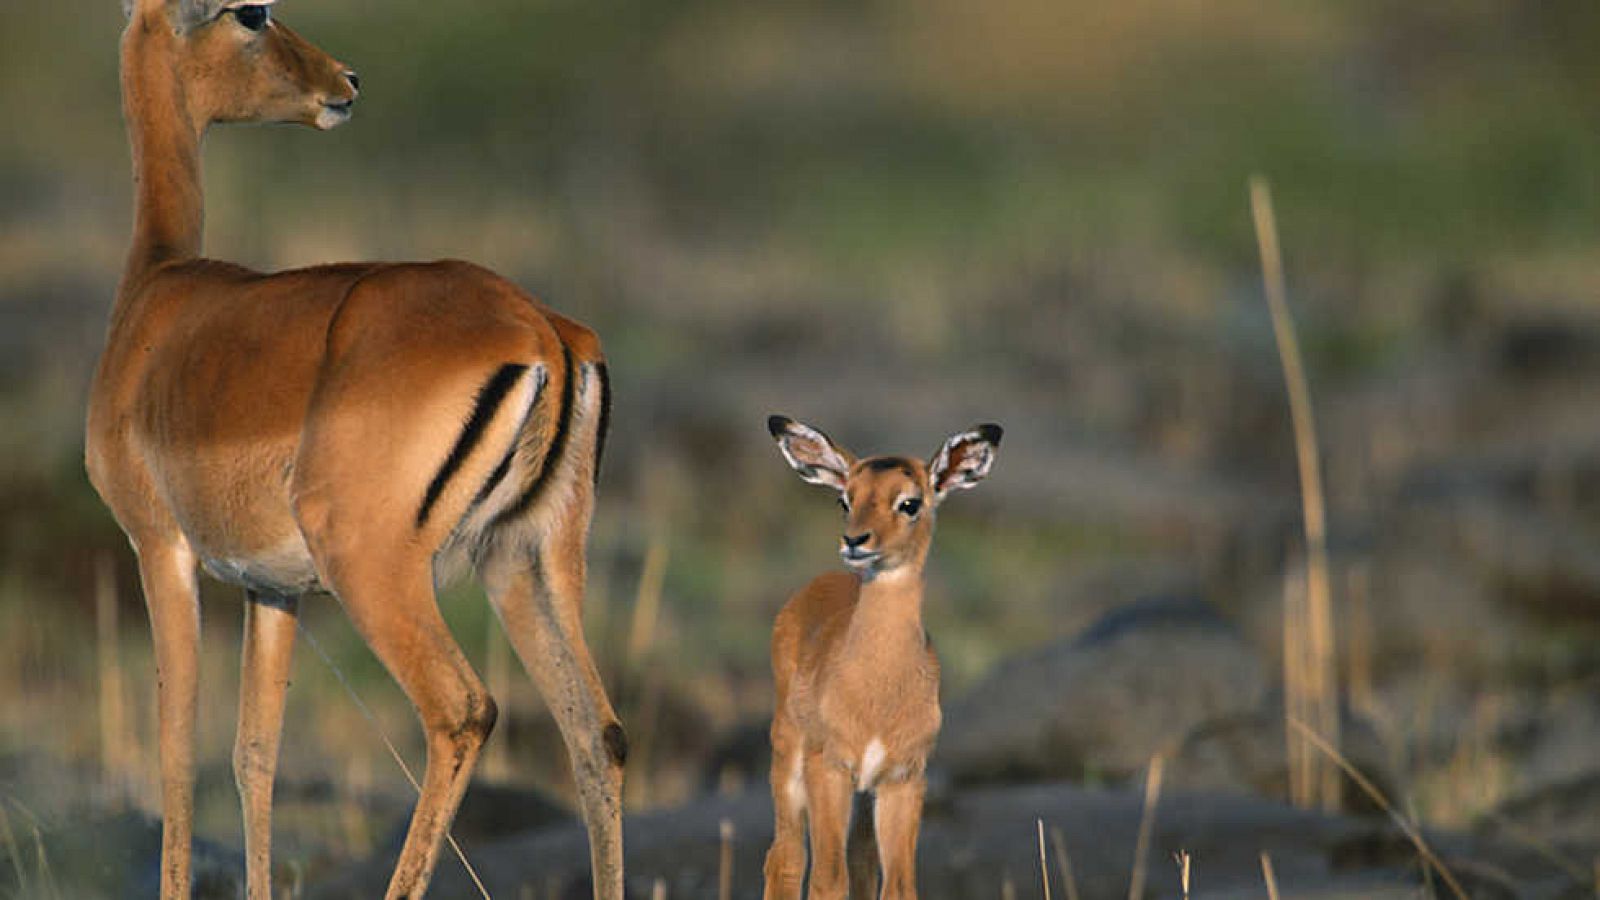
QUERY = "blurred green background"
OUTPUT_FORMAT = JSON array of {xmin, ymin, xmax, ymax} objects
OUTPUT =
[{"xmin": 4, "ymin": 0, "xmax": 1600, "ymax": 892}]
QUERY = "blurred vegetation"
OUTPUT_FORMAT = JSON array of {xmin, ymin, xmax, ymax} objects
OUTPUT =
[{"xmin": 3, "ymin": 0, "xmax": 1600, "ymax": 885}]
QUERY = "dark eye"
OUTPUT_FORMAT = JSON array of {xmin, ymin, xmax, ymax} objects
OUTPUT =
[
  {"xmin": 232, "ymin": 5, "xmax": 270, "ymax": 31},
  {"xmin": 897, "ymin": 497, "xmax": 923, "ymax": 516},
  {"xmin": 837, "ymin": 496, "xmax": 850, "ymax": 513}
]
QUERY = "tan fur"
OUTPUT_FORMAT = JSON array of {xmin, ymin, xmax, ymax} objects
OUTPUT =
[
  {"xmin": 87, "ymin": 4, "xmax": 624, "ymax": 898},
  {"xmin": 762, "ymin": 418, "xmax": 1000, "ymax": 899}
]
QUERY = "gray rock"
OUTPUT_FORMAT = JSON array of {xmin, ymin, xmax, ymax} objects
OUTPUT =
[{"xmin": 936, "ymin": 596, "xmax": 1268, "ymax": 784}]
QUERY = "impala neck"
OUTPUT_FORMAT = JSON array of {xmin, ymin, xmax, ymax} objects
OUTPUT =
[
  {"xmin": 120, "ymin": 17, "xmax": 206, "ymax": 294},
  {"xmin": 846, "ymin": 566, "xmax": 928, "ymax": 657}
]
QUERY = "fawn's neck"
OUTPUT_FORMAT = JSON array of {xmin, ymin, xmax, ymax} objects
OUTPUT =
[{"xmin": 844, "ymin": 566, "xmax": 928, "ymax": 661}]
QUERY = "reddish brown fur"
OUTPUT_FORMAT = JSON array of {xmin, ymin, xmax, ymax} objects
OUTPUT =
[
  {"xmin": 762, "ymin": 419, "xmax": 999, "ymax": 899},
  {"xmin": 87, "ymin": 3, "xmax": 624, "ymax": 897}
]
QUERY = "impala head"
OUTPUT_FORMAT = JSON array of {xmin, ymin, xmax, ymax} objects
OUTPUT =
[
  {"xmin": 123, "ymin": 0, "xmax": 359, "ymax": 131},
  {"xmin": 768, "ymin": 416, "xmax": 1002, "ymax": 579}
]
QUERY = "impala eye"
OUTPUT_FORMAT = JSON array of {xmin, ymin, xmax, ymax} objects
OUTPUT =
[
  {"xmin": 837, "ymin": 496, "xmax": 850, "ymax": 514},
  {"xmin": 897, "ymin": 497, "xmax": 923, "ymax": 516},
  {"xmin": 232, "ymin": 4, "xmax": 270, "ymax": 31}
]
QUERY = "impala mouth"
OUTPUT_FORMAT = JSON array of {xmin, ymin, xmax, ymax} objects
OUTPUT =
[
  {"xmin": 840, "ymin": 547, "xmax": 881, "ymax": 569},
  {"xmin": 315, "ymin": 99, "xmax": 353, "ymax": 130}
]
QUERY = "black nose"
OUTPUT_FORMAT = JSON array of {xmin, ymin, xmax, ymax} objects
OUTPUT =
[
  {"xmin": 344, "ymin": 70, "xmax": 360, "ymax": 92},
  {"xmin": 842, "ymin": 533, "xmax": 871, "ymax": 550}
]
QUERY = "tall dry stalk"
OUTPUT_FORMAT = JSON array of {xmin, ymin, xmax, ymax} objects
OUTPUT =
[
  {"xmin": 95, "ymin": 554, "xmax": 132, "ymax": 801},
  {"xmin": 718, "ymin": 818, "xmax": 734, "ymax": 900},
  {"xmin": 1036, "ymin": 819, "xmax": 1052, "ymax": 900},
  {"xmin": 483, "ymin": 613, "xmax": 514, "ymax": 782},
  {"xmin": 1049, "ymin": 825, "xmax": 1082, "ymax": 900},
  {"xmin": 1251, "ymin": 175, "xmax": 1341, "ymax": 812},
  {"xmin": 1259, "ymin": 853, "xmax": 1280, "ymax": 900},
  {"xmin": 1127, "ymin": 756, "xmax": 1165, "ymax": 900},
  {"xmin": 1291, "ymin": 719, "xmax": 1469, "ymax": 900}
]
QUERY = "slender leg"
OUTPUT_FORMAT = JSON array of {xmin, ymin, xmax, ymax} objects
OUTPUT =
[
  {"xmin": 802, "ymin": 749, "xmax": 853, "ymax": 900},
  {"xmin": 873, "ymin": 778, "xmax": 926, "ymax": 900},
  {"xmin": 848, "ymin": 792, "xmax": 879, "ymax": 898},
  {"xmin": 137, "ymin": 542, "xmax": 201, "ymax": 900},
  {"xmin": 482, "ymin": 534, "xmax": 624, "ymax": 900},
  {"xmin": 319, "ymin": 552, "xmax": 496, "ymax": 900},
  {"xmin": 762, "ymin": 716, "xmax": 806, "ymax": 900},
  {"xmin": 234, "ymin": 591, "xmax": 300, "ymax": 900}
]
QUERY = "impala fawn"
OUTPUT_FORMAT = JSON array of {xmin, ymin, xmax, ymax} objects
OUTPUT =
[
  {"xmin": 88, "ymin": 2, "xmax": 624, "ymax": 896},
  {"xmin": 762, "ymin": 416, "xmax": 1002, "ymax": 899}
]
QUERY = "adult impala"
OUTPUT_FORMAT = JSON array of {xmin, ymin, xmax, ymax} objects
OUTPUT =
[
  {"xmin": 86, "ymin": 1, "xmax": 626, "ymax": 896},
  {"xmin": 762, "ymin": 416, "xmax": 1002, "ymax": 899}
]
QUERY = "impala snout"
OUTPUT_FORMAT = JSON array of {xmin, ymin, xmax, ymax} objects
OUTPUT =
[
  {"xmin": 839, "ymin": 532, "xmax": 879, "ymax": 567},
  {"xmin": 314, "ymin": 70, "xmax": 359, "ymax": 130}
]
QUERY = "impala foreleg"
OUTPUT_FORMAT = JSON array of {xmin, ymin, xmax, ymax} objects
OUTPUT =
[
  {"xmin": 762, "ymin": 718, "xmax": 806, "ymax": 900},
  {"xmin": 802, "ymin": 750, "xmax": 854, "ymax": 900},
  {"xmin": 873, "ymin": 778, "xmax": 926, "ymax": 900},
  {"xmin": 138, "ymin": 542, "xmax": 201, "ymax": 900},
  {"xmin": 234, "ymin": 592, "xmax": 300, "ymax": 900},
  {"xmin": 483, "ymin": 533, "xmax": 625, "ymax": 900}
]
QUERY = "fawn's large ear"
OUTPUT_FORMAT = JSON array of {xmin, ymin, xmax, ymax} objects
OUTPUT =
[
  {"xmin": 929, "ymin": 423, "xmax": 1002, "ymax": 501},
  {"xmin": 768, "ymin": 415, "xmax": 855, "ymax": 491}
]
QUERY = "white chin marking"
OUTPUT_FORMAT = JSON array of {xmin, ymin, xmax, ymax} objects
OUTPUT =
[
  {"xmin": 315, "ymin": 107, "xmax": 351, "ymax": 130},
  {"xmin": 859, "ymin": 738, "xmax": 886, "ymax": 790}
]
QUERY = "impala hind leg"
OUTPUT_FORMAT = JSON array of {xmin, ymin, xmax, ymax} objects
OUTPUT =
[
  {"xmin": 482, "ymin": 537, "xmax": 625, "ymax": 900},
  {"xmin": 138, "ymin": 542, "xmax": 202, "ymax": 900},
  {"xmin": 321, "ymin": 554, "xmax": 496, "ymax": 899},
  {"xmin": 234, "ymin": 592, "xmax": 299, "ymax": 900},
  {"xmin": 873, "ymin": 778, "xmax": 926, "ymax": 900},
  {"xmin": 762, "ymin": 718, "xmax": 805, "ymax": 900}
]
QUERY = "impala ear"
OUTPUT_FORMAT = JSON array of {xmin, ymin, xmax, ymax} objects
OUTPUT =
[
  {"xmin": 768, "ymin": 415, "xmax": 855, "ymax": 491},
  {"xmin": 929, "ymin": 423, "xmax": 1002, "ymax": 501}
]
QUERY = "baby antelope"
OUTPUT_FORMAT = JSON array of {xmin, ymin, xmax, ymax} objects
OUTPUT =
[{"xmin": 762, "ymin": 416, "xmax": 1002, "ymax": 899}]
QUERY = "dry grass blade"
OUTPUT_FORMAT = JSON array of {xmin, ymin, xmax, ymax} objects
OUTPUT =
[
  {"xmin": 95, "ymin": 553, "xmax": 131, "ymax": 799},
  {"xmin": 627, "ymin": 537, "xmax": 669, "ymax": 668},
  {"xmin": 1049, "ymin": 825, "xmax": 1082, "ymax": 900},
  {"xmin": 298, "ymin": 621, "xmax": 492, "ymax": 900},
  {"xmin": 483, "ymin": 611, "xmax": 514, "ymax": 782},
  {"xmin": 1480, "ymin": 812, "xmax": 1592, "ymax": 887},
  {"xmin": 651, "ymin": 877, "xmax": 668, "ymax": 900},
  {"xmin": 1127, "ymin": 755, "xmax": 1165, "ymax": 900},
  {"xmin": 1001, "ymin": 874, "xmax": 1017, "ymax": 900},
  {"xmin": 1290, "ymin": 719, "xmax": 1469, "ymax": 900},
  {"xmin": 0, "ymin": 801, "xmax": 31, "ymax": 898},
  {"xmin": 1037, "ymin": 819, "xmax": 1052, "ymax": 900},
  {"xmin": 1260, "ymin": 853, "xmax": 1280, "ymax": 900},
  {"xmin": 31, "ymin": 824, "xmax": 60, "ymax": 900},
  {"xmin": 1250, "ymin": 174, "xmax": 1341, "ymax": 813},
  {"xmin": 718, "ymin": 817, "xmax": 734, "ymax": 900},
  {"xmin": 1176, "ymin": 849, "xmax": 1191, "ymax": 900}
]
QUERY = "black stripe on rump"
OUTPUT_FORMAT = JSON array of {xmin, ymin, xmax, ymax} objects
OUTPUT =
[
  {"xmin": 473, "ymin": 367, "xmax": 547, "ymax": 508},
  {"xmin": 416, "ymin": 363, "xmax": 529, "ymax": 529},
  {"xmin": 495, "ymin": 343, "xmax": 575, "ymax": 525},
  {"xmin": 593, "ymin": 362, "xmax": 611, "ymax": 486}
]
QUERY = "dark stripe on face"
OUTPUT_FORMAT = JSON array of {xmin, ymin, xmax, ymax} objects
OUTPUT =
[
  {"xmin": 593, "ymin": 362, "xmax": 612, "ymax": 487},
  {"xmin": 417, "ymin": 363, "xmax": 529, "ymax": 528},
  {"xmin": 496, "ymin": 343, "xmax": 575, "ymax": 524},
  {"xmin": 863, "ymin": 456, "xmax": 916, "ymax": 478}
]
